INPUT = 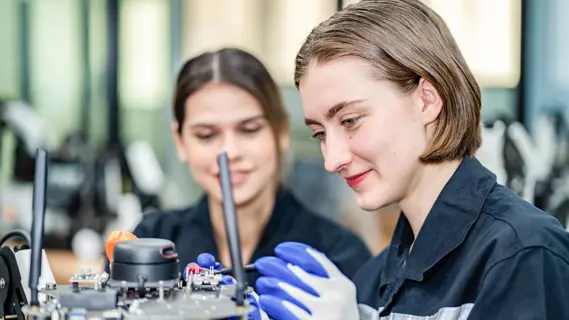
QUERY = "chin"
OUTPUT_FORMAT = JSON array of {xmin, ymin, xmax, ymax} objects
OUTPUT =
[
  {"xmin": 232, "ymin": 190, "xmax": 253, "ymax": 207},
  {"xmin": 354, "ymin": 190, "xmax": 390, "ymax": 212},
  {"xmin": 227, "ymin": 184, "xmax": 260, "ymax": 207}
]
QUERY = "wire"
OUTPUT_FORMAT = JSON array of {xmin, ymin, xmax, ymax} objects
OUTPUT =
[{"xmin": 0, "ymin": 229, "xmax": 32, "ymax": 247}]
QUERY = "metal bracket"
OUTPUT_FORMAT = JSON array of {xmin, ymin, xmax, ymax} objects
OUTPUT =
[{"xmin": 0, "ymin": 247, "xmax": 27, "ymax": 320}]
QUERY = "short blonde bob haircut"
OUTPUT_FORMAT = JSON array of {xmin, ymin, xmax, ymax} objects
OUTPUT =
[{"xmin": 295, "ymin": 0, "xmax": 482, "ymax": 163}]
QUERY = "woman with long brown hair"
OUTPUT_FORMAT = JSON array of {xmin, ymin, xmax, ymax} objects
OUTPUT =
[{"xmin": 132, "ymin": 47, "xmax": 371, "ymax": 291}]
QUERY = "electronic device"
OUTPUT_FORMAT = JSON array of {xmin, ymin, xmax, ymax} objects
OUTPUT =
[{"xmin": 1, "ymin": 150, "xmax": 254, "ymax": 319}]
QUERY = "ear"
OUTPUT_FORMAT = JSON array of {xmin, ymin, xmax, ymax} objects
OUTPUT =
[
  {"xmin": 416, "ymin": 78, "xmax": 443, "ymax": 126},
  {"xmin": 171, "ymin": 122, "xmax": 187, "ymax": 162}
]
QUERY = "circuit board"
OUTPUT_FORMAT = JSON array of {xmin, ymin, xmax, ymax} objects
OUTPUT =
[{"xmin": 32, "ymin": 271, "xmax": 253, "ymax": 319}]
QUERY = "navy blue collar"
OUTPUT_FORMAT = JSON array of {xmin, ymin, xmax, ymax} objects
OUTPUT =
[
  {"xmin": 379, "ymin": 156, "xmax": 497, "ymax": 289},
  {"xmin": 186, "ymin": 186, "xmax": 299, "ymax": 262}
]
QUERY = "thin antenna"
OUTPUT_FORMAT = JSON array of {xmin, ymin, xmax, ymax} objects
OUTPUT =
[
  {"xmin": 29, "ymin": 148, "xmax": 48, "ymax": 307},
  {"xmin": 217, "ymin": 152, "xmax": 246, "ymax": 307}
]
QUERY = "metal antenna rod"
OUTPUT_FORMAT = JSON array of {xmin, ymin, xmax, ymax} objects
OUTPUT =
[
  {"xmin": 217, "ymin": 152, "xmax": 246, "ymax": 307},
  {"xmin": 30, "ymin": 148, "xmax": 48, "ymax": 307}
]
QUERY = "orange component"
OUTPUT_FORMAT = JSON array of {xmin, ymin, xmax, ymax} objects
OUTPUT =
[
  {"xmin": 186, "ymin": 263, "xmax": 202, "ymax": 274},
  {"xmin": 105, "ymin": 231, "xmax": 138, "ymax": 261}
]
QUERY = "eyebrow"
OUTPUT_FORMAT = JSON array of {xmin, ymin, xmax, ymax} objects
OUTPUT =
[
  {"xmin": 304, "ymin": 99, "xmax": 365, "ymax": 126},
  {"xmin": 189, "ymin": 114, "xmax": 265, "ymax": 129}
]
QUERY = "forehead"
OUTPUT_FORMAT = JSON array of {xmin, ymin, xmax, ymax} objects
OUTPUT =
[
  {"xmin": 299, "ymin": 57, "xmax": 409, "ymax": 119},
  {"xmin": 299, "ymin": 57, "xmax": 373, "ymax": 99},
  {"xmin": 185, "ymin": 82, "xmax": 263, "ymax": 124},
  {"xmin": 298, "ymin": 57, "xmax": 379, "ymax": 115}
]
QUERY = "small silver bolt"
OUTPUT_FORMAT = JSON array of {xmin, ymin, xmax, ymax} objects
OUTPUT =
[{"xmin": 0, "ymin": 278, "xmax": 5, "ymax": 289}]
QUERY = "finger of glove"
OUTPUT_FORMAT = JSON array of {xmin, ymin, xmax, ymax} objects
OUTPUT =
[
  {"xmin": 259, "ymin": 294, "xmax": 312, "ymax": 320},
  {"xmin": 258, "ymin": 309, "xmax": 270, "ymax": 320},
  {"xmin": 248, "ymin": 312, "xmax": 265, "ymax": 320},
  {"xmin": 246, "ymin": 294, "xmax": 265, "ymax": 320},
  {"xmin": 284, "ymin": 264, "xmax": 329, "ymax": 298},
  {"xmin": 220, "ymin": 275, "xmax": 236, "ymax": 285},
  {"xmin": 256, "ymin": 276, "xmax": 312, "ymax": 314},
  {"xmin": 276, "ymin": 242, "xmax": 345, "ymax": 279},
  {"xmin": 275, "ymin": 242, "xmax": 334, "ymax": 278},
  {"xmin": 197, "ymin": 253, "xmax": 223, "ymax": 270},
  {"xmin": 247, "ymin": 293, "xmax": 260, "ymax": 308},
  {"xmin": 247, "ymin": 290, "xmax": 270, "ymax": 320},
  {"xmin": 254, "ymin": 257, "xmax": 319, "ymax": 297}
]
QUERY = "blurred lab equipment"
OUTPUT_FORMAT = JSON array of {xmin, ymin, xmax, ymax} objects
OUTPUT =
[
  {"xmin": 478, "ymin": 110, "xmax": 569, "ymax": 229},
  {"xmin": 0, "ymin": 99, "xmax": 165, "ymax": 250}
]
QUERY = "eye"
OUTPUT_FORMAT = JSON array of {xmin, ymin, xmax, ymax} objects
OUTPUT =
[
  {"xmin": 341, "ymin": 116, "xmax": 361, "ymax": 128},
  {"xmin": 311, "ymin": 131, "xmax": 326, "ymax": 141},
  {"xmin": 194, "ymin": 132, "xmax": 216, "ymax": 140},
  {"xmin": 241, "ymin": 126, "xmax": 262, "ymax": 134}
]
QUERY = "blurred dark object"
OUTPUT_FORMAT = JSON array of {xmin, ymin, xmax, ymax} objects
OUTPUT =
[
  {"xmin": 0, "ymin": 100, "xmax": 53, "ymax": 181},
  {"xmin": 481, "ymin": 117, "xmax": 527, "ymax": 198},
  {"xmin": 481, "ymin": 111, "xmax": 569, "ymax": 229},
  {"xmin": 533, "ymin": 109, "xmax": 569, "ymax": 228},
  {"xmin": 0, "ymin": 100, "xmax": 163, "ymax": 250}
]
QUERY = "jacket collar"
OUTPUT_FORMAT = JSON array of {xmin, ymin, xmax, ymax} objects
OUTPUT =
[
  {"xmin": 187, "ymin": 186, "xmax": 297, "ymax": 259},
  {"xmin": 380, "ymin": 156, "xmax": 497, "ymax": 289}
]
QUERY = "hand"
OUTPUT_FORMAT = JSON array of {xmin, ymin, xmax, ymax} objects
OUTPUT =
[
  {"xmin": 254, "ymin": 242, "xmax": 359, "ymax": 320},
  {"xmin": 195, "ymin": 253, "xmax": 269, "ymax": 320},
  {"xmin": 192, "ymin": 253, "xmax": 233, "ymax": 285}
]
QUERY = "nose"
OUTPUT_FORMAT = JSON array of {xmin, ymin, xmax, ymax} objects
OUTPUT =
[
  {"xmin": 222, "ymin": 133, "xmax": 242, "ymax": 162},
  {"xmin": 322, "ymin": 133, "xmax": 351, "ymax": 173}
]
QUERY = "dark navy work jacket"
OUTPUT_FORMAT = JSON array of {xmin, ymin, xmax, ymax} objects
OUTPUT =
[
  {"xmin": 131, "ymin": 187, "xmax": 372, "ymax": 289},
  {"xmin": 354, "ymin": 156, "xmax": 569, "ymax": 319}
]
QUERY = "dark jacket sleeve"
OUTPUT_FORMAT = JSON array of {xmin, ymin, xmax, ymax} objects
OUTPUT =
[
  {"xmin": 468, "ymin": 247, "xmax": 569, "ymax": 320},
  {"xmin": 132, "ymin": 215, "xmax": 154, "ymax": 238},
  {"xmin": 326, "ymin": 230, "xmax": 373, "ymax": 281}
]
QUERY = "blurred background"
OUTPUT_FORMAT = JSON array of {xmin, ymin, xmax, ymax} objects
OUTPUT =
[{"xmin": 1, "ymin": 0, "xmax": 569, "ymax": 283}]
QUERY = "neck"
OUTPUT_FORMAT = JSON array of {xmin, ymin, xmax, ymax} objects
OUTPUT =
[
  {"xmin": 399, "ymin": 158, "xmax": 462, "ymax": 240},
  {"xmin": 208, "ymin": 185, "xmax": 276, "ymax": 265}
]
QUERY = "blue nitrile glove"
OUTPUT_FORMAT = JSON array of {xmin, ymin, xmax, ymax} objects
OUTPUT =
[
  {"xmin": 194, "ymin": 253, "xmax": 233, "ymax": 285},
  {"xmin": 196, "ymin": 253, "xmax": 269, "ymax": 320},
  {"xmin": 254, "ymin": 242, "xmax": 359, "ymax": 320}
]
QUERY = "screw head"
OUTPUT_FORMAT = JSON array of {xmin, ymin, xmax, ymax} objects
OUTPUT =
[{"xmin": 0, "ymin": 278, "xmax": 5, "ymax": 289}]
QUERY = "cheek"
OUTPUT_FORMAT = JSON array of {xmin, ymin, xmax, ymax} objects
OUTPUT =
[
  {"xmin": 250, "ymin": 133, "xmax": 279, "ymax": 165},
  {"xmin": 352, "ymin": 117, "xmax": 397, "ymax": 158},
  {"xmin": 183, "ymin": 140, "xmax": 214, "ymax": 175},
  {"xmin": 353, "ymin": 112, "xmax": 423, "ymax": 164}
]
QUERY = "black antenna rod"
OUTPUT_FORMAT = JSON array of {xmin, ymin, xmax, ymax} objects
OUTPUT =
[
  {"xmin": 217, "ymin": 152, "xmax": 246, "ymax": 307},
  {"xmin": 29, "ymin": 148, "xmax": 48, "ymax": 307}
]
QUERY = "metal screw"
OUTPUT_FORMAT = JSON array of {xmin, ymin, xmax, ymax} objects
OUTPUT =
[{"xmin": 0, "ymin": 278, "xmax": 5, "ymax": 289}]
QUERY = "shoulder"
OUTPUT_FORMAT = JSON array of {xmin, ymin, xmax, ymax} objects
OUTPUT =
[
  {"xmin": 298, "ymin": 201, "xmax": 371, "ymax": 253},
  {"xmin": 475, "ymin": 183, "xmax": 569, "ymax": 266},
  {"xmin": 317, "ymin": 217, "xmax": 373, "ymax": 278},
  {"xmin": 280, "ymin": 189, "xmax": 372, "ymax": 278},
  {"xmin": 303, "ymin": 209, "xmax": 369, "ymax": 251},
  {"xmin": 471, "ymin": 246, "xmax": 569, "ymax": 319},
  {"xmin": 132, "ymin": 203, "xmax": 203, "ymax": 239},
  {"xmin": 353, "ymin": 249, "xmax": 388, "ymax": 303},
  {"xmin": 353, "ymin": 248, "xmax": 388, "ymax": 283}
]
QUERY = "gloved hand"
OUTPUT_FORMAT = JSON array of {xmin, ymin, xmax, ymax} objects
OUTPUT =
[
  {"xmin": 195, "ymin": 253, "xmax": 269, "ymax": 320},
  {"xmin": 254, "ymin": 242, "xmax": 359, "ymax": 320}
]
